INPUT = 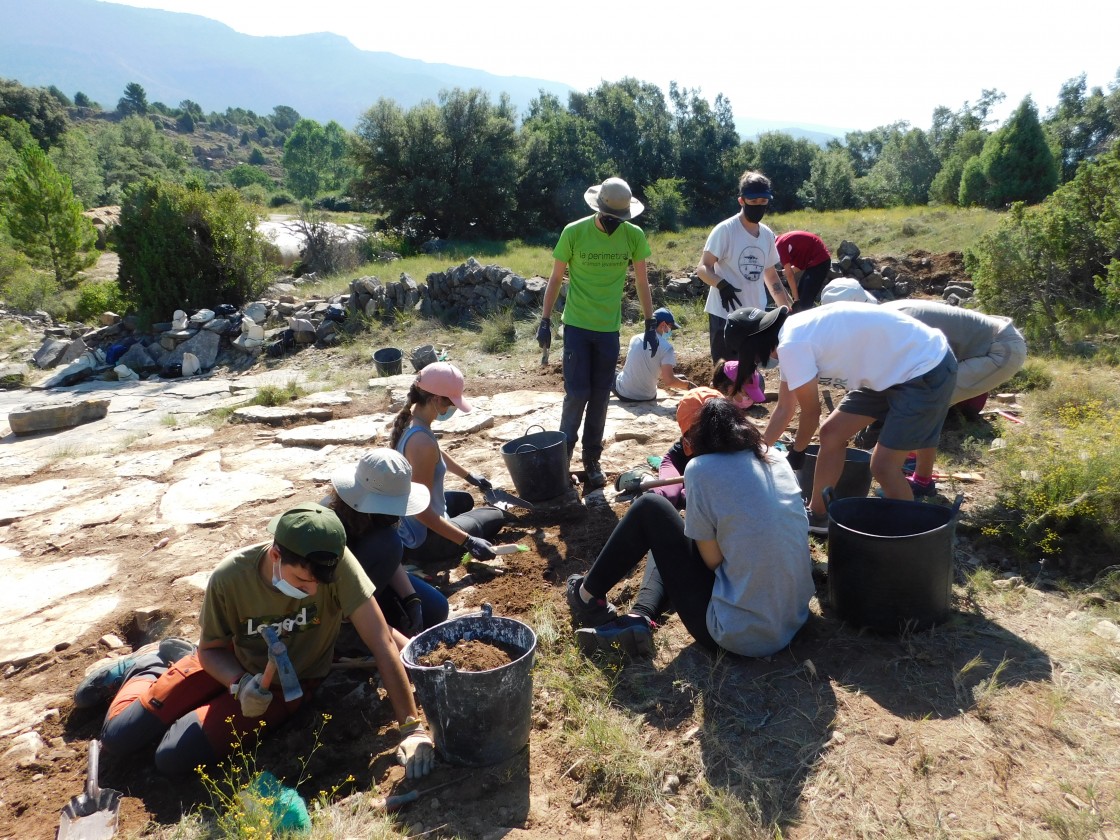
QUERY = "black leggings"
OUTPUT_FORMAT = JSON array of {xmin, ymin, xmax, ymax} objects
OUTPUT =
[
  {"xmin": 583, "ymin": 494, "xmax": 717, "ymax": 651},
  {"xmin": 404, "ymin": 490, "xmax": 506, "ymax": 564}
]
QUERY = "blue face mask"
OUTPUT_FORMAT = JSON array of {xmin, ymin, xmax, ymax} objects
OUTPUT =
[
  {"xmin": 272, "ymin": 559, "xmax": 309, "ymax": 599},
  {"xmin": 437, "ymin": 405, "xmax": 457, "ymax": 421}
]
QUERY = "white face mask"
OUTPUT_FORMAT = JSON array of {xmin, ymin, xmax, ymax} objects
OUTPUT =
[
  {"xmin": 272, "ymin": 559, "xmax": 309, "ymax": 599},
  {"xmin": 437, "ymin": 405, "xmax": 457, "ymax": 421}
]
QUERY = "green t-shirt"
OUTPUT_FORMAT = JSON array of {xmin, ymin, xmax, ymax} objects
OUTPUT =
[
  {"xmin": 553, "ymin": 215, "xmax": 651, "ymax": 333},
  {"xmin": 198, "ymin": 542, "xmax": 376, "ymax": 680}
]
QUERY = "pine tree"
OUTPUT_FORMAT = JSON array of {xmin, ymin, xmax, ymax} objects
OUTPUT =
[
  {"xmin": 1, "ymin": 144, "xmax": 97, "ymax": 285},
  {"xmin": 977, "ymin": 98, "xmax": 1059, "ymax": 207}
]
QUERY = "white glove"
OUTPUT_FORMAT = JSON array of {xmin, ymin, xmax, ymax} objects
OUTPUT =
[
  {"xmin": 235, "ymin": 673, "xmax": 273, "ymax": 718},
  {"xmin": 396, "ymin": 717, "xmax": 435, "ymax": 779}
]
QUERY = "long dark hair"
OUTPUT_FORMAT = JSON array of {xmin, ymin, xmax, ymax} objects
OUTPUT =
[
  {"xmin": 685, "ymin": 398, "xmax": 765, "ymax": 461},
  {"xmin": 325, "ymin": 488, "xmax": 398, "ymax": 540},
  {"xmin": 388, "ymin": 382, "xmax": 442, "ymax": 449},
  {"xmin": 711, "ymin": 359, "xmax": 735, "ymax": 397}
]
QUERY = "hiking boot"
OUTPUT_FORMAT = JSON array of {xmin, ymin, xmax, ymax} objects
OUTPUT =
[
  {"xmin": 575, "ymin": 614, "xmax": 654, "ymax": 658},
  {"xmin": 907, "ymin": 475, "xmax": 938, "ymax": 497},
  {"xmin": 566, "ymin": 574, "xmax": 618, "ymax": 628},
  {"xmin": 73, "ymin": 637, "xmax": 195, "ymax": 709},
  {"xmin": 807, "ymin": 508, "xmax": 829, "ymax": 536},
  {"xmin": 584, "ymin": 462, "xmax": 607, "ymax": 489}
]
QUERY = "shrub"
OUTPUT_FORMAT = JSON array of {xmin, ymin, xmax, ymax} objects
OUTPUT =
[
  {"xmin": 644, "ymin": 178, "xmax": 686, "ymax": 232},
  {"xmin": 1, "ymin": 265, "xmax": 58, "ymax": 313},
  {"xmin": 71, "ymin": 280, "xmax": 129, "ymax": 322},
  {"xmin": 116, "ymin": 180, "xmax": 274, "ymax": 323},
  {"xmin": 269, "ymin": 192, "xmax": 295, "ymax": 208},
  {"xmin": 248, "ymin": 146, "xmax": 266, "ymax": 165},
  {"xmin": 226, "ymin": 164, "xmax": 273, "ymax": 189}
]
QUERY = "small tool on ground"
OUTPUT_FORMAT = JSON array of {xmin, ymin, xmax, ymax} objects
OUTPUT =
[
  {"xmin": 541, "ymin": 346, "xmax": 549, "ymax": 366},
  {"xmin": 58, "ymin": 739, "xmax": 123, "ymax": 839},
  {"xmin": 342, "ymin": 778, "xmax": 462, "ymax": 813},
  {"xmin": 616, "ymin": 469, "xmax": 685, "ymax": 495},
  {"xmin": 260, "ymin": 625, "xmax": 303, "ymax": 702}
]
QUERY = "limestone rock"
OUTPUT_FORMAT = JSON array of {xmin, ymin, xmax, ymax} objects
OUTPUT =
[{"xmin": 8, "ymin": 398, "xmax": 110, "ymax": 436}]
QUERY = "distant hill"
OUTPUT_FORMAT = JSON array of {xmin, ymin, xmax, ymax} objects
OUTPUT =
[
  {"xmin": 736, "ymin": 118, "xmax": 848, "ymax": 147},
  {"xmin": 1, "ymin": 0, "xmax": 575, "ymax": 127}
]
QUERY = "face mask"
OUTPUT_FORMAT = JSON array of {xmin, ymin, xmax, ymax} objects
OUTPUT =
[
  {"xmin": 272, "ymin": 559, "xmax": 309, "ymax": 599},
  {"xmin": 599, "ymin": 214, "xmax": 623, "ymax": 235},
  {"xmin": 437, "ymin": 405, "xmax": 457, "ymax": 421},
  {"xmin": 742, "ymin": 204, "xmax": 767, "ymax": 223}
]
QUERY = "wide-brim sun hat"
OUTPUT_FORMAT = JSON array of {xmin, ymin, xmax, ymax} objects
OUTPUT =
[
  {"xmin": 416, "ymin": 361, "xmax": 472, "ymax": 412},
  {"xmin": 820, "ymin": 278, "xmax": 877, "ymax": 305},
  {"xmin": 331, "ymin": 449, "xmax": 430, "ymax": 516},
  {"xmin": 584, "ymin": 177, "xmax": 644, "ymax": 220}
]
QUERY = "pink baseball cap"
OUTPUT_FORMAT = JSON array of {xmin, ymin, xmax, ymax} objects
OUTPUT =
[{"xmin": 416, "ymin": 361, "xmax": 472, "ymax": 412}]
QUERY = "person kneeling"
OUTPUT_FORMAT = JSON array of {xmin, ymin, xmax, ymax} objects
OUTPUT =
[{"xmin": 566, "ymin": 398, "xmax": 813, "ymax": 659}]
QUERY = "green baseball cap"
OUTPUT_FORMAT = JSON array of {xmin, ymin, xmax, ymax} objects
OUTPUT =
[{"xmin": 267, "ymin": 503, "xmax": 346, "ymax": 582}]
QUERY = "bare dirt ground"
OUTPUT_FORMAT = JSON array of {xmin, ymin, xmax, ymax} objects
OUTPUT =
[{"xmin": 3, "ymin": 252, "xmax": 1119, "ymax": 839}]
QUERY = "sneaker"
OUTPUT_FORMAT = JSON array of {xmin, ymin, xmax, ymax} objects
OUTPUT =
[
  {"xmin": 73, "ymin": 637, "xmax": 195, "ymax": 709},
  {"xmin": 807, "ymin": 508, "xmax": 829, "ymax": 536},
  {"xmin": 566, "ymin": 574, "xmax": 618, "ymax": 628},
  {"xmin": 907, "ymin": 475, "xmax": 938, "ymax": 497},
  {"xmin": 584, "ymin": 462, "xmax": 607, "ymax": 489},
  {"xmin": 575, "ymin": 614, "xmax": 654, "ymax": 658}
]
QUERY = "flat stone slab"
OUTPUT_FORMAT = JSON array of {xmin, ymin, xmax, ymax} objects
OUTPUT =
[
  {"xmin": 484, "ymin": 391, "xmax": 564, "ymax": 417},
  {"xmin": 231, "ymin": 406, "xmax": 334, "ymax": 426},
  {"xmin": 158, "ymin": 470, "xmax": 292, "ymax": 524},
  {"xmin": 22, "ymin": 479, "xmax": 165, "ymax": 537},
  {"xmin": 0, "ymin": 478, "xmax": 101, "ymax": 526},
  {"xmin": 295, "ymin": 391, "xmax": 353, "ymax": 407},
  {"xmin": 439, "ymin": 412, "xmax": 495, "ymax": 435},
  {"xmin": 276, "ymin": 416, "xmax": 385, "ymax": 447},
  {"xmin": 231, "ymin": 371, "xmax": 323, "ymax": 392},
  {"xmin": 8, "ymin": 398, "xmax": 110, "ymax": 435},
  {"xmin": 367, "ymin": 373, "xmax": 417, "ymax": 392}
]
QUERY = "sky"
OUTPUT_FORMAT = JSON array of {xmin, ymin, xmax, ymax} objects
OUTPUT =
[{"xmin": 100, "ymin": 0, "xmax": 1119, "ymax": 134}]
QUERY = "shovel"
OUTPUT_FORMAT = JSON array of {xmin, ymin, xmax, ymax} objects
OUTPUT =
[
  {"xmin": 58, "ymin": 740, "xmax": 122, "ymax": 839},
  {"xmin": 481, "ymin": 485, "xmax": 535, "ymax": 511}
]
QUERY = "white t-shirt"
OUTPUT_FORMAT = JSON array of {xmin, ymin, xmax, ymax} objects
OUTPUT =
[
  {"xmin": 614, "ymin": 333, "xmax": 676, "ymax": 401},
  {"xmin": 777, "ymin": 303, "xmax": 950, "ymax": 392},
  {"xmin": 702, "ymin": 214, "xmax": 780, "ymax": 318}
]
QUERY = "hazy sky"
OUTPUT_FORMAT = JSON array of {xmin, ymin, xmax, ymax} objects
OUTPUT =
[{"xmin": 100, "ymin": 0, "xmax": 1119, "ymax": 133}]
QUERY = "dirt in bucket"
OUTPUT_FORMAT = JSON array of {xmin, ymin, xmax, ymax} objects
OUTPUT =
[{"xmin": 416, "ymin": 638, "xmax": 526, "ymax": 671}]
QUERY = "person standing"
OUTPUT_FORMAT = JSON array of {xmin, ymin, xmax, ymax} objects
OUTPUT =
[
  {"xmin": 776, "ymin": 231, "xmax": 832, "ymax": 313},
  {"xmin": 612, "ymin": 306, "xmax": 693, "ymax": 402},
  {"xmin": 537, "ymin": 177, "xmax": 655, "ymax": 488},
  {"xmin": 695, "ymin": 171, "xmax": 793, "ymax": 364}
]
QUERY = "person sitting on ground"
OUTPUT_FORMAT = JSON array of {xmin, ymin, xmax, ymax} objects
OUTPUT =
[
  {"xmin": 612, "ymin": 306, "xmax": 694, "ymax": 401},
  {"xmin": 389, "ymin": 362, "xmax": 506, "ymax": 566},
  {"xmin": 84, "ymin": 502, "xmax": 435, "ymax": 778},
  {"xmin": 776, "ymin": 231, "xmax": 833, "ymax": 313},
  {"xmin": 724, "ymin": 303, "xmax": 957, "ymax": 534},
  {"xmin": 648, "ymin": 387, "xmax": 723, "ymax": 510},
  {"xmin": 326, "ymin": 448, "xmax": 449, "ymax": 638},
  {"xmin": 567, "ymin": 398, "xmax": 813, "ymax": 658}
]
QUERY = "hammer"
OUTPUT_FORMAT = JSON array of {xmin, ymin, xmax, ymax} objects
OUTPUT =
[{"xmin": 260, "ymin": 625, "xmax": 303, "ymax": 702}]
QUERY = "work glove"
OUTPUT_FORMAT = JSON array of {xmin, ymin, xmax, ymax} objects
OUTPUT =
[
  {"xmin": 466, "ymin": 473, "xmax": 492, "ymax": 492},
  {"xmin": 642, "ymin": 318, "xmax": 658, "ymax": 357},
  {"xmin": 461, "ymin": 535, "xmax": 496, "ymax": 561},
  {"xmin": 401, "ymin": 593, "xmax": 425, "ymax": 637},
  {"xmin": 786, "ymin": 447, "xmax": 807, "ymax": 471},
  {"xmin": 536, "ymin": 317, "xmax": 552, "ymax": 350},
  {"xmin": 235, "ymin": 673, "xmax": 273, "ymax": 718},
  {"xmin": 397, "ymin": 717, "xmax": 435, "ymax": 779},
  {"xmin": 716, "ymin": 279, "xmax": 742, "ymax": 312}
]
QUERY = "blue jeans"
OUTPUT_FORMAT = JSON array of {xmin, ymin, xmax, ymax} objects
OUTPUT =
[
  {"xmin": 348, "ymin": 521, "xmax": 449, "ymax": 630},
  {"xmin": 559, "ymin": 324, "xmax": 620, "ymax": 466}
]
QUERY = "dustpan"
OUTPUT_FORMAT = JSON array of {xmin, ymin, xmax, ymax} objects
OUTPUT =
[{"xmin": 58, "ymin": 739, "xmax": 122, "ymax": 839}]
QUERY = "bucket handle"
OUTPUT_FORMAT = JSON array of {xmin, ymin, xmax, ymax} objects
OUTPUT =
[
  {"xmin": 513, "ymin": 443, "xmax": 540, "ymax": 454},
  {"xmin": 822, "ymin": 486, "xmax": 835, "ymax": 509},
  {"xmin": 523, "ymin": 424, "xmax": 545, "ymax": 436},
  {"xmin": 949, "ymin": 493, "xmax": 965, "ymax": 519}
]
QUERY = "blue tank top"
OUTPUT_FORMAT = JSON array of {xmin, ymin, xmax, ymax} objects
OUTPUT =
[{"xmin": 395, "ymin": 424, "xmax": 446, "ymax": 548}]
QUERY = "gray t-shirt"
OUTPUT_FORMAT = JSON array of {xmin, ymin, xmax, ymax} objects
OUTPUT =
[
  {"xmin": 682, "ymin": 449, "xmax": 814, "ymax": 657},
  {"xmin": 883, "ymin": 299, "xmax": 1011, "ymax": 362},
  {"xmin": 614, "ymin": 333, "xmax": 677, "ymax": 401}
]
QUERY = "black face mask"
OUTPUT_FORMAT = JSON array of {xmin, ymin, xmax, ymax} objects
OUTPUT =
[
  {"xmin": 742, "ymin": 204, "xmax": 767, "ymax": 223},
  {"xmin": 599, "ymin": 214, "xmax": 623, "ymax": 235}
]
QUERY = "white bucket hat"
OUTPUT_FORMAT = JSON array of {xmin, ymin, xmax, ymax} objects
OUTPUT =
[
  {"xmin": 820, "ymin": 278, "xmax": 877, "ymax": 305},
  {"xmin": 331, "ymin": 449, "xmax": 430, "ymax": 516},
  {"xmin": 584, "ymin": 177, "xmax": 644, "ymax": 220}
]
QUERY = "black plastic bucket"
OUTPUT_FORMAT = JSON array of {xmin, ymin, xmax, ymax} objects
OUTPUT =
[
  {"xmin": 373, "ymin": 347, "xmax": 403, "ymax": 376},
  {"xmin": 400, "ymin": 604, "xmax": 536, "ymax": 766},
  {"xmin": 826, "ymin": 492, "xmax": 963, "ymax": 633},
  {"xmin": 501, "ymin": 424, "xmax": 570, "ymax": 502},
  {"xmin": 410, "ymin": 344, "xmax": 438, "ymax": 372},
  {"xmin": 798, "ymin": 444, "xmax": 872, "ymax": 503}
]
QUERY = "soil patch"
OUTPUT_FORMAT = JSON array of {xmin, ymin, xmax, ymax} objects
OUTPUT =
[{"xmin": 416, "ymin": 638, "xmax": 525, "ymax": 671}]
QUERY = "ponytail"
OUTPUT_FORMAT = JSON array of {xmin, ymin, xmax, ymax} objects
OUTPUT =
[{"xmin": 389, "ymin": 382, "xmax": 439, "ymax": 449}]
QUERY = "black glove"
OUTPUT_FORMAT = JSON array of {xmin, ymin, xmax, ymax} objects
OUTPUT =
[
  {"xmin": 461, "ymin": 535, "xmax": 496, "ymax": 561},
  {"xmin": 786, "ymin": 447, "xmax": 807, "ymax": 470},
  {"xmin": 643, "ymin": 318, "xmax": 658, "ymax": 357},
  {"xmin": 716, "ymin": 279, "xmax": 742, "ymax": 312},
  {"xmin": 466, "ymin": 473, "xmax": 492, "ymax": 492},
  {"xmin": 536, "ymin": 318, "xmax": 552, "ymax": 349},
  {"xmin": 401, "ymin": 593, "xmax": 424, "ymax": 636}
]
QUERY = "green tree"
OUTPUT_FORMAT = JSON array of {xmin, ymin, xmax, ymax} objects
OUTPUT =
[
  {"xmin": 270, "ymin": 105, "xmax": 301, "ymax": 132},
  {"xmin": 353, "ymin": 88, "xmax": 518, "ymax": 238},
  {"xmin": 515, "ymin": 91, "xmax": 600, "ymax": 233},
  {"xmin": 282, "ymin": 118, "xmax": 353, "ymax": 199},
  {"xmin": 748, "ymin": 132, "xmax": 819, "ymax": 212},
  {"xmin": 859, "ymin": 128, "xmax": 939, "ymax": 206},
  {"xmin": 116, "ymin": 181, "xmax": 273, "ymax": 320},
  {"xmin": 1045, "ymin": 73, "xmax": 1115, "ymax": 182},
  {"xmin": 975, "ymin": 98, "xmax": 1059, "ymax": 207},
  {"xmin": 669, "ymin": 84, "xmax": 740, "ymax": 224},
  {"xmin": 48, "ymin": 128, "xmax": 103, "ymax": 208},
  {"xmin": 95, "ymin": 115, "xmax": 186, "ymax": 202},
  {"xmin": 797, "ymin": 147, "xmax": 857, "ymax": 210},
  {"xmin": 73, "ymin": 92, "xmax": 97, "ymax": 110},
  {"xmin": 1, "ymin": 143, "xmax": 97, "ymax": 286},
  {"xmin": 929, "ymin": 129, "xmax": 986, "ymax": 205},
  {"xmin": 957, "ymin": 154, "xmax": 989, "ymax": 206},
  {"xmin": 0, "ymin": 78, "xmax": 69, "ymax": 148},
  {"xmin": 227, "ymin": 163, "xmax": 274, "ymax": 190},
  {"xmin": 117, "ymin": 82, "xmax": 148, "ymax": 116}
]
